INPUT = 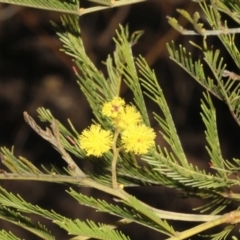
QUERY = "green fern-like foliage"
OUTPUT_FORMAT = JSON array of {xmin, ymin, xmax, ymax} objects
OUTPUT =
[
  {"xmin": 0, "ymin": 0, "xmax": 146, "ymax": 15},
  {"xmin": 0, "ymin": 0, "xmax": 240, "ymax": 239},
  {"xmin": 0, "ymin": 0, "xmax": 79, "ymax": 14},
  {"xmin": 0, "ymin": 230, "xmax": 22, "ymax": 240},
  {"xmin": 166, "ymin": 0, "xmax": 240, "ymax": 238},
  {"xmin": 0, "ymin": 205, "xmax": 54, "ymax": 240}
]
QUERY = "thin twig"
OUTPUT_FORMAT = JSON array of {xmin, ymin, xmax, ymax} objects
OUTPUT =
[
  {"xmin": 23, "ymin": 112, "xmax": 85, "ymax": 178},
  {"xmin": 179, "ymin": 27, "xmax": 240, "ymax": 35},
  {"xmin": 78, "ymin": 0, "xmax": 146, "ymax": 16},
  {"xmin": 111, "ymin": 129, "xmax": 121, "ymax": 189},
  {"xmin": 222, "ymin": 70, "xmax": 240, "ymax": 81},
  {"xmin": 167, "ymin": 210, "xmax": 240, "ymax": 240},
  {"xmin": 0, "ymin": 170, "xmax": 222, "ymax": 222},
  {"xmin": 111, "ymin": 148, "xmax": 120, "ymax": 189}
]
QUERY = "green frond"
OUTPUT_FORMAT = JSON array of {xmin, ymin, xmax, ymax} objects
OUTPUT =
[
  {"xmin": 224, "ymin": 158, "xmax": 240, "ymax": 175},
  {"xmin": 202, "ymin": 45, "xmax": 240, "ymax": 126},
  {"xmin": 41, "ymin": 164, "xmax": 64, "ymax": 175},
  {"xmin": 167, "ymin": 39, "xmax": 240, "ymax": 126},
  {"xmin": 191, "ymin": 3, "xmax": 240, "ymax": 126},
  {"xmin": 203, "ymin": 47, "xmax": 226, "ymax": 84},
  {"xmin": 166, "ymin": 41, "xmax": 221, "ymax": 99},
  {"xmin": 69, "ymin": 219, "xmax": 132, "ymax": 240},
  {"xmin": 227, "ymin": 1, "xmax": 240, "ymax": 22},
  {"xmin": 37, "ymin": 107, "xmax": 84, "ymax": 158},
  {"xmin": 217, "ymin": 0, "xmax": 240, "ymax": 25},
  {"xmin": 177, "ymin": 9, "xmax": 194, "ymax": 24},
  {"xmin": 0, "ymin": 230, "xmax": 21, "ymax": 240},
  {"xmin": 215, "ymin": 0, "xmax": 240, "ymax": 24},
  {"xmin": 0, "ymin": 147, "xmax": 85, "ymax": 185},
  {"xmin": 167, "ymin": 16, "xmax": 186, "ymax": 35},
  {"xmin": 103, "ymin": 55, "xmax": 122, "ymax": 98},
  {"xmin": 202, "ymin": 225, "xmax": 235, "ymax": 240},
  {"xmin": 60, "ymin": 132, "xmax": 84, "ymax": 158},
  {"xmin": 125, "ymin": 195, "xmax": 176, "ymax": 236},
  {"xmin": 117, "ymin": 157, "xmax": 176, "ymax": 186},
  {"xmin": 200, "ymin": 92, "xmax": 227, "ymax": 179},
  {"xmin": 193, "ymin": 193, "xmax": 232, "ymax": 215},
  {"xmin": 145, "ymin": 150, "xmax": 236, "ymax": 190},
  {"xmin": 68, "ymin": 188, "xmax": 136, "ymax": 220},
  {"xmin": 136, "ymin": 56, "xmax": 188, "ymax": 167},
  {"xmin": 37, "ymin": 107, "xmax": 78, "ymax": 138},
  {"xmin": 52, "ymin": 15, "xmax": 111, "ymax": 121},
  {"xmin": 68, "ymin": 118, "xmax": 81, "ymax": 136},
  {"xmin": 0, "ymin": 185, "xmax": 135, "ymax": 239},
  {"xmin": 1, "ymin": 147, "xmax": 42, "ymax": 174},
  {"xmin": 192, "ymin": 11, "xmax": 205, "ymax": 34},
  {"xmin": 103, "ymin": 28, "xmax": 143, "ymax": 99},
  {"xmin": 55, "ymin": 219, "xmax": 130, "ymax": 240},
  {"xmin": 0, "ymin": 186, "xmax": 87, "ymax": 235},
  {"xmin": 1, "ymin": 147, "xmax": 65, "ymax": 180},
  {"xmin": 113, "ymin": 26, "xmax": 150, "ymax": 126},
  {"xmin": 0, "ymin": 0, "xmax": 147, "ymax": 16},
  {"xmin": 175, "ymin": 9, "xmax": 205, "ymax": 34},
  {"xmin": 67, "ymin": 189, "xmax": 176, "ymax": 237},
  {"xmin": 0, "ymin": 205, "xmax": 54, "ymax": 240},
  {"xmin": 0, "ymin": 0, "xmax": 79, "ymax": 15},
  {"xmin": 216, "ymin": 32, "xmax": 240, "ymax": 69},
  {"xmin": 200, "ymin": 1, "xmax": 240, "ymax": 68}
]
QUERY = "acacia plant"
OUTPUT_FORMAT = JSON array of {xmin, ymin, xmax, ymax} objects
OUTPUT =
[{"xmin": 0, "ymin": 0, "xmax": 240, "ymax": 239}]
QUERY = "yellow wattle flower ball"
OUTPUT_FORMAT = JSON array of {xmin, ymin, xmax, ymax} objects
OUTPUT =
[
  {"xmin": 79, "ymin": 124, "xmax": 113, "ymax": 157},
  {"xmin": 118, "ymin": 105, "xmax": 142, "ymax": 130},
  {"xmin": 102, "ymin": 96, "xmax": 125, "ymax": 119},
  {"xmin": 121, "ymin": 124, "xmax": 156, "ymax": 155}
]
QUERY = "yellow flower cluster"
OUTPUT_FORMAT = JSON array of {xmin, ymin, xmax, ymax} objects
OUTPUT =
[
  {"xmin": 79, "ymin": 97, "xmax": 156, "ymax": 156},
  {"xmin": 102, "ymin": 97, "xmax": 142, "ymax": 129},
  {"xmin": 121, "ymin": 124, "xmax": 156, "ymax": 154},
  {"xmin": 79, "ymin": 124, "xmax": 113, "ymax": 157},
  {"xmin": 102, "ymin": 96, "xmax": 125, "ymax": 119}
]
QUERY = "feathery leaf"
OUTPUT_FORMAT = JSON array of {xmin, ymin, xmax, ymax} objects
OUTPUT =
[{"xmin": 0, "ymin": 0, "xmax": 79, "ymax": 14}]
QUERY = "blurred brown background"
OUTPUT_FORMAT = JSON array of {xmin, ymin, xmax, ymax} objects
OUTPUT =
[{"xmin": 0, "ymin": 0, "xmax": 240, "ymax": 239}]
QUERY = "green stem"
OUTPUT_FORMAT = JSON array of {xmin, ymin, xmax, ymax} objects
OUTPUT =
[
  {"xmin": 111, "ymin": 149, "xmax": 120, "ymax": 189},
  {"xmin": 111, "ymin": 129, "xmax": 121, "ymax": 189},
  {"xmin": 79, "ymin": 0, "xmax": 147, "ymax": 16},
  {"xmin": 167, "ymin": 211, "xmax": 240, "ymax": 240},
  {"xmin": 0, "ymin": 172, "xmax": 221, "ymax": 222}
]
